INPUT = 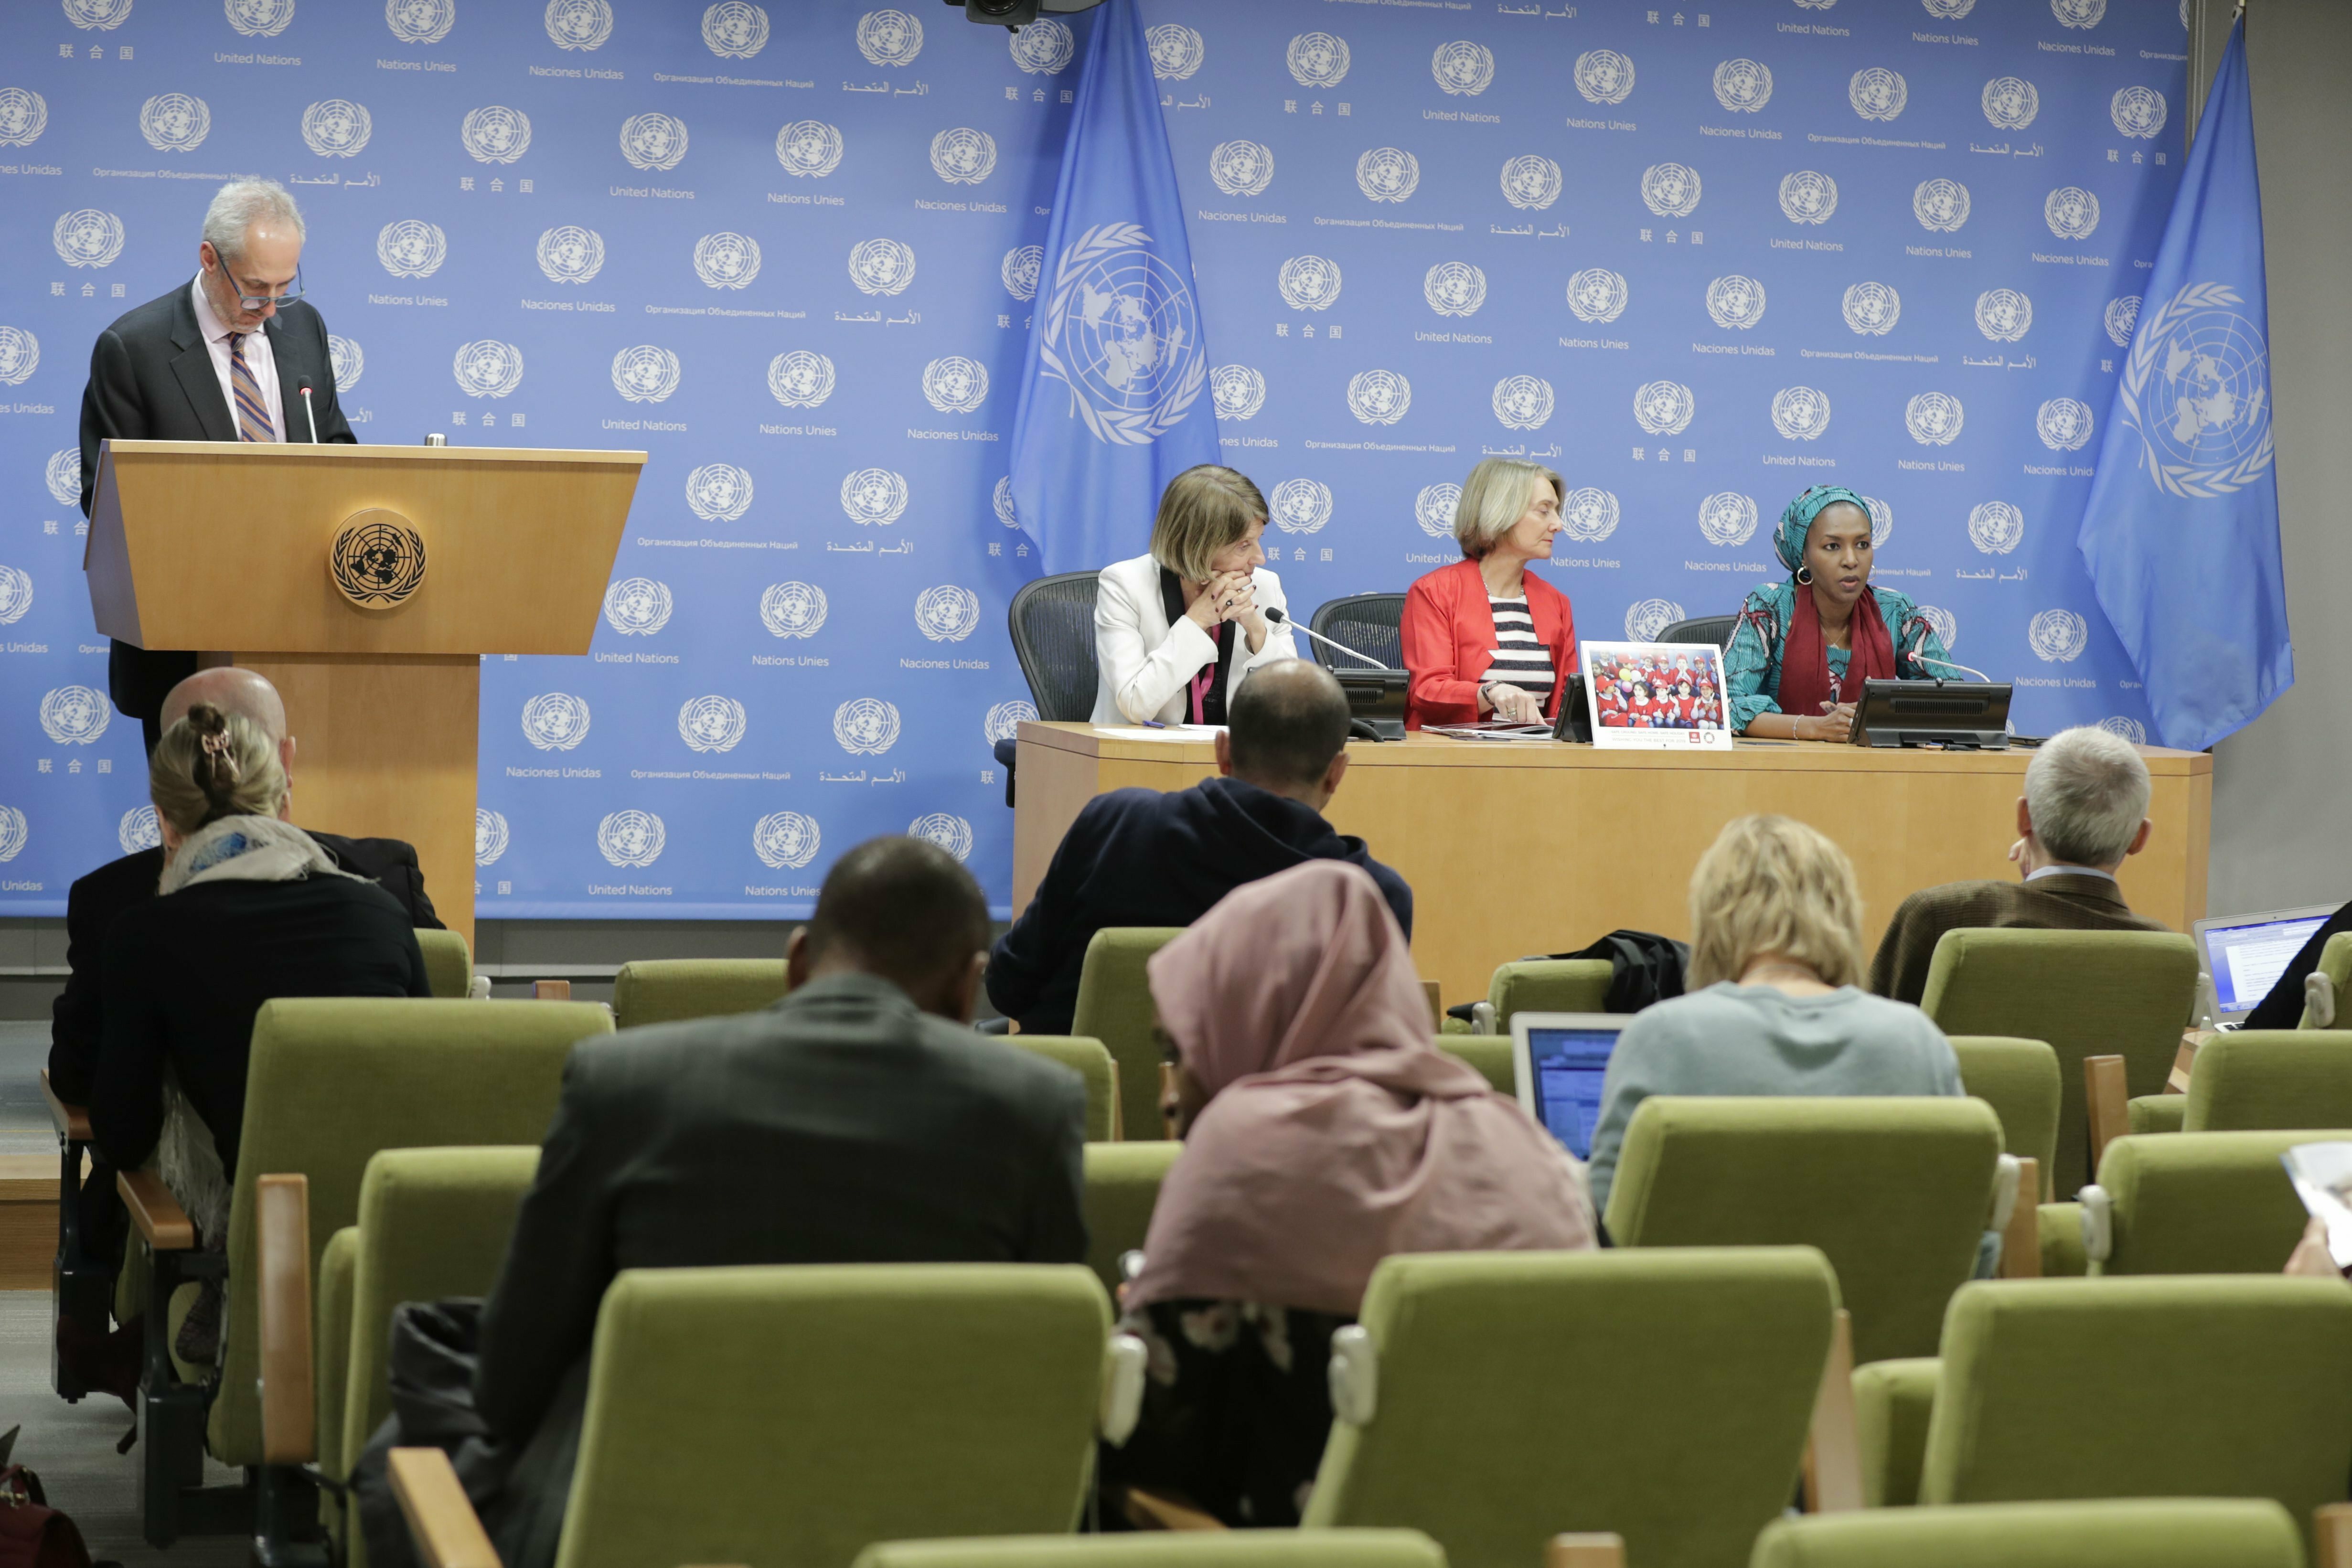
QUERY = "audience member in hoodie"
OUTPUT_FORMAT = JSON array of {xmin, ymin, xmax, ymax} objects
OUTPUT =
[{"xmin": 987, "ymin": 659, "xmax": 1412, "ymax": 1037}]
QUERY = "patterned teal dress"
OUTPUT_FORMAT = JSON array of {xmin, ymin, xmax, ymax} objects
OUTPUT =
[{"xmin": 1724, "ymin": 582, "xmax": 1950, "ymax": 733}]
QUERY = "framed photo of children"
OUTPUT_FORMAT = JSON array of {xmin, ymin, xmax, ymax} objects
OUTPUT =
[{"xmin": 1581, "ymin": 641, "xmax": 1733, "ymax": 751}]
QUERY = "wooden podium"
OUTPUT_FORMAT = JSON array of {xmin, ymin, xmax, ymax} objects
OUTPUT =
[{"xmin": 85, "ymin": 440, "xmax": 646, "ymax": 946}]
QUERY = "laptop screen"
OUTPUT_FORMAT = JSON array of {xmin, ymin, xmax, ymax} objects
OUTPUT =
[
  {"xmin": 1523, "ymin": 1026, "xmax": 1621, "ymax": 1159},
  {"xmin": 2203, "ymin": 913, "xmax": 2331, "ymax": 1018}
]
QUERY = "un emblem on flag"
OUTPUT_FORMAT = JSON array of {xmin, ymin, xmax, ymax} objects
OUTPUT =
[
  {"xmin": 2118, "ymin": 282, "xmax": 2274, "ymax": 498},
  {"xmin": 1982, "ymin": 77, "xmax": 2039, "ymax": 130},
  {"xmin": 330, "ymin": 512, "xmax": 428, "ymax": 608},
  {"xmin": 754, "ymin": 811, "xmax": 820, "ymax": 870},
  {"xmin": 1562, "ymin": 488, "xmax": 1619, "ymax": 544},
  {"xmin": 1037, "ymin": 223, "xmax": 1208, "ymax": 448}
]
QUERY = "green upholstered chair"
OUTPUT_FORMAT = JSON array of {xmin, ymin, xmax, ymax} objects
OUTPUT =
[
  {"xmin": 2304, "ymin": 932, "xmax": 2352, "ymax": 1029},
  {"xmin": 1008, "ymin": 1035, "xmax": 1121, "ymax": 1142},
  {"xmin": 2065, "ymin": 1129, "xmax": 2352, "ymax": 1278},
  {"xmin": 1071, "ymin": 928, "xmax": 1185, "ymax": 1141},
  {"xmin": 1301, "ymin": 1248, "xmax": 1838, "ymax": 1568},
  {"xmin": 395, "ymin": 1263, "xmax": 1125, "ymax": 1568},
  {"xmin": 1918, "ymin": 928, "xmax": 2199, "ymax": 1194},
  {"xmin": 1949, "ymin": 1037, "xmax": 2062, "ymax": 1201},
  {"xmin": 609, "ymin": 958, "xmax": 790, "ymax": 1030},
  {"xmin": 1753, "ymin": 1499, "xmax": 2304, "ymax": 1568},
  {"xmin": 1603, "ymin": 1098, "xmax": 2006, "ymax": 1365},
  {"xmin": 1083, "ymin": 1141, "xmax": 1180, "ymax": 1297},
  {"xmin": 412, "ymin": 927, "xmax": 473, "ymax": 999},
  {"xmin": 2183, "ymin": 1032, "xmax": 2352, "ymax": 1130},
  {"xmin": 857, "ymin": 1532, "xmax": 1449, "ymax": 1568},
  {"xmin": 1470, "ymin": 959, "xmax": 1613, "ymax": 1035},
  {"xmin": 1436, "ymin": 1035, "xmax": 1513, "ymax": 1094},
  {"xmin": 1851, "ymin": 1358, "xmax": 1941, "ymax": 1507},
  {"xmin": 2127, "ymin": 1095, "xmax": 2188, "ymax": 1135}
]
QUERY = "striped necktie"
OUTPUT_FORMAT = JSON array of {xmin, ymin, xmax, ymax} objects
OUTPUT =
[{"xmin": 226, "ymin": 331, "xmax": 274, "ymax": 443}]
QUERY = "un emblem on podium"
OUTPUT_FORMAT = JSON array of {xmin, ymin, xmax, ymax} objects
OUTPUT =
[{"xmin": 330, "ymin": 510, "xmax": 427, "ymax": 608}]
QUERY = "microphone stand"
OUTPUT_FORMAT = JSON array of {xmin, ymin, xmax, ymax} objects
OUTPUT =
[
  {"xmin": 1262, "ymin": 607, "xmax": 1389, "ymax": 671},
  {"xmin": 1914, "ymin": 653, "xmax": 1992, "ymax": 682},
  {"xmin": 299, "ymin": 384, "xmax": 319, "ymax": 444}
]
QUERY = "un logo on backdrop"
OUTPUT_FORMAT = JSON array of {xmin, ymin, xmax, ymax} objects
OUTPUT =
[
  {"xmin": 461, "ymin": 106, "xmax": 530, "ymax": 164},
  {"xmin": 0, "ymin": 807, "xmax": 26, "ymax": 865},
  {"xmin": 53, "ymin": 210, "xmax": 124, "ymax": 269},
  {"xmin": 1424, "ymin": 263, "xmax": 1485, "ymax": 318},
  {"xmin": 2111, "ymin": 86, "xmax": 2166, "ymax": 139},
  {"xmin": 452, "ymin": 340, "xmax": 524, "ymax": 398},
  {"xmin": 753, "ymin": 811, "xmax": 820, "ymax": 870},
  {"xmin": 538, "ymin": 225, "xmax": 605, "ymax": 284},
  {"xmin": 1625, "ymin": 600, "xmax": 1683, "ymax": 642},
  {"xmin": 768, "ymin": 351, "xmax": 834, "ymax": 409},
  {"xmin": 140, "ymin": 94, "xmax": 210, "ymax": 152},
  {"xmin": 603, "ymin": 576, "xmax": 673, "ymax": 636},
  {"xmin": 1917, "ymin": 604, "xmax": 1958, "ymax": 652},
  {"xmin": 44, "ymin": 450, "xmax": 79, "ymax": 506},
  {"xmin": 1914, "ymin": 180, "xmax": 1971, "ymax": 233},
  {"xmin": 597, "ymin": 811, "xmax": 666, "ymax": 868},
  {"xmin": 1001, "ymin": 245, "xmax": 1042, "ymax": 301},
  {"xmin": 840, "ymin": 469, "xmax": 909, "ymax": 526},
  {"xmin": 1210, "ymin": 141, "xmax": 1275, "ymax": 198},
  {"xmin": 1906, "ymin": 392, "xmax": 1965, "ymax": 445},
  {"xmin": 1356, "ymin": 149, "xmax": 1419, "ymax": 203},
  {"xmin": 856, "ymin": 9, "xmax": 923, "ymax": 65},
  {"xmin": 522, "ymin": 693, "xmax": 590, "ymax": 751},
  {"xmin": 833, "ymin": 698, "xmax": 901, "ymax": 756},
  {"xmin": 983, "ymin": 700, "xmax": 1036, "ymax": 743},
  {"xmin": 2118, "ymin": 281, "xmax": 2274, "ymax": 499},
  {"xmin": 1561, "ymin": 488, "xmax": 1619, "ymax": 544},
  {"xmin": 1009, "ymin": 18, "xmax": 1072, "ymax": 74},
  {"xmin": 760, "ymin": 581, "xmax": 828, "ymax": 639},
  {"xmin": 2045, "ymin": 187, "xmax": 2101, "ymax": 240},
  {"xmin": 1849, "ymin": 68, "xmax": 1907, "ymax": 121},
  {"xmin": 1566, "ymin": 268, "xmax": 1628, "ymax": 324},
  {"xmin": 693, "ymin": 232, "xmax": 761, "ymax": 289},
  {"xmin": 1499, "ymin": 155, "xmax": 1561, "ymax": 211},
  {"xmin": 1778, "ymin": 171, "xmax": 1838, "ymax": 226},
  {"xmin": 1415, "ymin": 484, "xmax": 1461, "ymax": 539},
  {"xmin": 1277, "ymin": 256, "xmax": 1342, "ymax": 311},
  {"xmin": 0, "ymin": 565, "xmax": 31, "ymax": 625},
  {"xmin": 1288, "ymin": 32, "xmax": 1350, "ymax": 88},
  {"xmin": 931, "ymin": 128, "xmax": 997, "ymax": 185},
  {"xmin": 302, "ymin": 98, "xmax": 372, "ymax": 157},
  {"xmin": 1770, "ymin": 386, "xmax": 1831, "ymax": 441},
  {"xmin": 1640, "ymin": 163, "xmax": 1700, "ymax": 218},
  {"xmin": 545, "ymin": 0, "xmax": 612, "ymax": 50},
  {"xmin": 386, "ymin": 0, "xmax": 457, "ymax": 45},
  {"xmin": 704, "ymin": 2, "xmax": 769, "ymax": 58},
  {"xmin": 685, "ymin": 463, "xmax": 753, "ymax": 522},
  {"xmin": 1432, "ymin": 41, "xmax": 1494, "ymax": 96},
  {"xmin": 1574, "ymin": 50, "xmax": 1634, "ymax": 105},
  {"xmin": 2051, "ymin": 0, "xmax": 2106, "ymax": 30},
  {"xmin": 1983, "ymin": 76, "xmax": 2039, "ymax": 129},
  {"xmin": 776, "ymin": 120, "xmax": 844, "ymax": 178},
  {"xmin": 40, "ymin": 686, "xmax": 110, "ymax": 745},
  {"xmin": 1148, "ymin": 24, "xmax": 1205, "ymax": 80},
  {"xmin": 2037, "ymin": 397, "xmax": 2095, "ymax": 452},
  {"xmin": 1967, "ymin": 501, "xmax": 2025, "ymax": 555},
  {"xmin": 2106, "ymin": 296, "xmax": 2141, "ymax": 347},
  {"xmin": 1347, "ymin": 371, "xmax": 1411, "ymax": 426},
  {"xmin": 921, "ymin": 357, "xmax": 987, "ymax": 414},
  {"xmin": 378, "ymin": 220, "xmax": 447, "ymax": 279},
  {"xmin": 1706, "ymin": 276, "xmax": 1767, "ymax": 331},
  {"xmin": 1697, "ymin": 492, "xmax": 1757, "ymax": 547},
  {"xmin": 327, "ymin": 334, "xmax": 362, "ymax": 389},
  {"xmin": 992, "ymin": 477, "xmax": 1018, "ymax": 527},
  {"xmin": 1635, "ymin": 380, "xmax": 1696, "ymax": 437},
  {"xmin": 1038, "ymin": 223, "xmax": 1208, "ymax": 447},
  {"xmin": 1975, "ymin": 289, "xmax": 2032, "ymax": 342},
  {"xmin": 848, "ymin": 238, "xmax": 916, "ymax": 296},
  {"xmin": 1211, "ymin": 365, "xmax": 1266, "ymax": 421},
  {"xmin": 1923, "ymin": 0, "xmax": 1976, "ymax": 17},
  {"xmin": 0, "ymin": 328, "xmax": 37, "ymax": 385},
  {"xmin": 1492, "ymin": 376, "xmax": 1555, "ymax": 431},
  {"xmin": 1862, "ymin": 495, "xmax": 1893, "ymax": 547},
  {"xmin": 909, "ymin": 814, "xmax": 973, "ymax": 863},
  {"xmin": 914, "ymin": 586, "xmax": 981, "ymax": 642},
  {"xmin": 0, "ymin": 88, "xmax": 48, "ymax": 148},
  {"xmin": 613, "ymin": 346, "xmax": 680, "ymax": 404},
  {"xmin": 1269, "ymin": 479, "xmax": 1333, "ymax": 535},
  {"xmin": 2028, "ymin": 609, "xmax": 2089, "ymax": 663},
  {"xmin": 475, "ymin": 808, "xmax": 509, "ymax": 865},
  {"xmin": 1842, "ymin": 282, "xmax": 1899, "ymax": 335},
  {"xmin": 1713, "ymin": 59, "xmax": 1772, "ymax": 112},
  {"xmin": 2097, "ymin": 716, "xmax": 2147, "ymax": 747},
  {"xmin": 678, "ymin": 695, "xmax": 747, "ymax": 754},
  {"xmin": 620, "ymin": 112, "xmax": 689, "ymax": 172},
  {"xmin": 63, "ymin": 0, "xmax": 132, "ymax": 28},
  {"xmin": 120, "ymin": 804, "xmax": 160, "ymax": 854}
]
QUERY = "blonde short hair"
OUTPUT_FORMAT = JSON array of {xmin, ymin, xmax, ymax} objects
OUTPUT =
[
  {"xmin": 1687, "ymin": 814, "xmax": 1865, "ymax": 989},
  {"xmin": 1150, "ymin": 465, "xmax": 1267, "ymax": 584},
  {"xmin": 150, "ymin": 704, "xmax": 288, "ymax": 835},
  {"xmin": 1454, "ymin": 457, "xmax": 1564, "ymax": 560}
]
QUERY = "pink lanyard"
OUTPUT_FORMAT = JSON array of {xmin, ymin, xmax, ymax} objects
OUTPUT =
[{"xmin": 1187, "ymin": 623, "xmax": 1227, "ymax": 723}]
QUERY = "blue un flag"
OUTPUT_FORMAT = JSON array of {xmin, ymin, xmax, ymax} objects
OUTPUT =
[
  {"xmin": 2077, "ymin": 17, "xmax": 2289, "ymax": 752},
  {"xmin": 1007, "ymin": 0, "xmax": 1219, "ymax": 576}
]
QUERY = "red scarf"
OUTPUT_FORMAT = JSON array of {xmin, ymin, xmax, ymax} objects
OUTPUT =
[{"xmin": 1778, "ymin": 584, "xmax": 1896, "ymax": 718}]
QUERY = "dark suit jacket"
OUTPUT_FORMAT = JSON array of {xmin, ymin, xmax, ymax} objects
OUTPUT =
[
  {"xmin": 1869, "ymin": 871, "xmax": 2169, "ymax": 1005},
  {"xmin": 78, "ymin": 283, "xmax": 357, "ymax": 718},
  {"xmin": 2244, "ymin": 902, "xmax": 2352, "ymax": 1029},
  {"xmin": 474, "ymin": 973, "xmax": 1090, "ymax": 1448},
  {"xmin": 49, "ymin": 831, "xmax": 440, "ymax": 1105}
]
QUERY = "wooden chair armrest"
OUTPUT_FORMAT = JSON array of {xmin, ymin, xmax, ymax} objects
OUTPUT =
[
  {"xmin": 2001, "ymin": 1158, "xmax": 2042, "ymax": 1279},
  {"xmin": 257, "ymin": 1173, "xmax": 315, "ymax": 1466},
  {"xmin": 40, "ymin": 1070, "xmax": 92, "ymax": 1143},
  {"xmin": 390, "ymin": 1447, "xmax": 502, "ymax": 1568},
  {"xmin": 2085, "ymin": 1055, "xmax": 2129, "ymax": 1173},
  {"xmin": 1801, "ymin": 1309, "xmax": 1862, "ymax": 1513},
  {"xmin": 1547, "ymin": 1536, "xmax": 1626, "ymax": 1568},
  {"xmin": 532, "ymin": 979, "xmax": 571, "ymax": 1002},
  {"xmin": 2315, "ymin": 1504, "xmax": 2352, "ymax": 1568},
  {"xmin": 118, "ymin": 1167, "xmax": 195, "ymax": 1251},
  {"xmin": 1421, "ymin": 979, "xmax": 1442, "ymax": 1030},
  {"xmin": 1122, "ymin": 1487, "xmax": 1229, "ymax": 1532}
]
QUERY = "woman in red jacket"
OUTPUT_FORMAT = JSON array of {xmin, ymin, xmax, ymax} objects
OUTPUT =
[{"xmin": 1401, "ymin": 458, "xmax": 1577, "ymax": 729}]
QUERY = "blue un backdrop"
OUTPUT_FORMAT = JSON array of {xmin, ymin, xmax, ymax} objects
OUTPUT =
[{"xmin": 0, "ymin": 0, "xmax": 2189, "ymax": 919}]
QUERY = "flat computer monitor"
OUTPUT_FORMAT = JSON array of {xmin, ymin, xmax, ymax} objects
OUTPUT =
[
  {"xmin": 2192, "ymin": 905, "xmax": 2338, "ymax": 1022},
  {"xmin": 1333, "ymin": 668, "xmax": 1410, "ymax": 741},
  {"xmin": 1849, "ymin": 679, "xmax": 2012, "ymax": 749},
  {"xmin": 1509, "ymin": 1012, "xmax": 1628, "ymax": 1160}
]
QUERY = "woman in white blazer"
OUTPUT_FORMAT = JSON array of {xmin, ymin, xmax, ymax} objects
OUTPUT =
[{"xmin": 1093, "ymin": 465, "xmax": 1299, "ymax": 725}]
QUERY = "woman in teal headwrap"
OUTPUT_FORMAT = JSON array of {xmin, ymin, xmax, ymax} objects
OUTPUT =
[{"xmin": 1724, "ymin": 485, "xmax": 1949, "ymax": 740}]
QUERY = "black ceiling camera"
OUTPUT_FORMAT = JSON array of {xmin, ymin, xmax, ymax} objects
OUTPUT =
[{"xmin": 945, "ymin": 0, "xmax": 1108, "ymax": 29}]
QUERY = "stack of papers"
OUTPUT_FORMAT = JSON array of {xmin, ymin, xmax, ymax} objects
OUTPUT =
[{"xmin": 2282, "ymin": 1142, "xmax": 2352, "ymax": 1267}]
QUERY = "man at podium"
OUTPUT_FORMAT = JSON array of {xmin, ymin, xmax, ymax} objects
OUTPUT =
[{"xmin": 77, "ymin": 177, "xmax": 357, "ymax": 750}]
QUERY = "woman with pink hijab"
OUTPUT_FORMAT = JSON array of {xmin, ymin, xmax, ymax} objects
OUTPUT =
[{"xmin": 1102, "ymin": 860, "xmax": 1594, "ymax": 1527}]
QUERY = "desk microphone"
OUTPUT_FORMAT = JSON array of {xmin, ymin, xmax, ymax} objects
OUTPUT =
[
  {"xmin": 1262, "ymin": 606, "xmax": 1390, "ymax": 671},
  {"xmin": 1914, "ymin": 653, "xmax": 1993, "ymax": 682},
  {"xmin": 296, "ymin": 377, "xmax": 319, "ymax": 444}
]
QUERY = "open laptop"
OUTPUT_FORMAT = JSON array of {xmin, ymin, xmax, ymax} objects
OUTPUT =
[
  {"xmin": 1508, "ymin": 1012, "xmax": 1629, "ymax": 1160},
  {"xmin": 2192, "ymin": 905, "xmax": 2338, "ymax": 1024}
]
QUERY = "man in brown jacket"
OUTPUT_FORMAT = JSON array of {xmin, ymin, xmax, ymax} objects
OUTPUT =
[{"xmin": 1871, "ymin": 725, "xmax": 2167, "ymax": 1004}]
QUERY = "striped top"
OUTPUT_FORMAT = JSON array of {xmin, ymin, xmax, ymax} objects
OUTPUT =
[{"xmin": 1485, "ymin": 595, "xmax": 1556, "ymax": 709}]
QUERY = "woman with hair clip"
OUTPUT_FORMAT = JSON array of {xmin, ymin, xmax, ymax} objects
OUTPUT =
[
  {"xmin": 91, "ymin": 704, "xmax": 428, "ymax": 1363},
  {"xmin": 1725, "ymin": 485, "xmax": 1950, "ymax": 741}
]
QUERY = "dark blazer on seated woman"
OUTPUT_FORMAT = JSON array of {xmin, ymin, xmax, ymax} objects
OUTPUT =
[{"xmin": 1401, "ymin": 557, "xmax": 1575, "ymax": 729}]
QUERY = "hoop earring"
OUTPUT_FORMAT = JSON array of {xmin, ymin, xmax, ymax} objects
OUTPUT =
[{"xmin": 1795, "ymin": 566, "xmax": 1813, "ymax": 586}]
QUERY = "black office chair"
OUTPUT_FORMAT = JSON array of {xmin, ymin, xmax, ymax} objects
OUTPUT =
[
  {"xmin": 1306, "ymin": 592, "xmax": 1406, "ymax": 671},
  {"xmin": 996, "ymin": 571, "xmax": 1101, "ymax": 807},
  {"xmin": 1657, "ymin": 614, "xmax": 1738, "ymax": 650}
]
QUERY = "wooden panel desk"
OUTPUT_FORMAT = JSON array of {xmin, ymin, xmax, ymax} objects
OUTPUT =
[{"xmin": 1013, "ymin": 724, "xmax": 2212, "ymax": 1005}]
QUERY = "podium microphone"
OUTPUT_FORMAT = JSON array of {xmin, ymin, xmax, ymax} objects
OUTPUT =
[
  {"xmin": 1915, "ymin": 653, "xmax": 1993, "ymax": 682},
  {"xmin": 296, "ymin": 377, "xmax": 319, "ymax": 445},
  {"xmin": 1262, "ymin": 606, "xmax": 1389, "ymax": 671}
]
